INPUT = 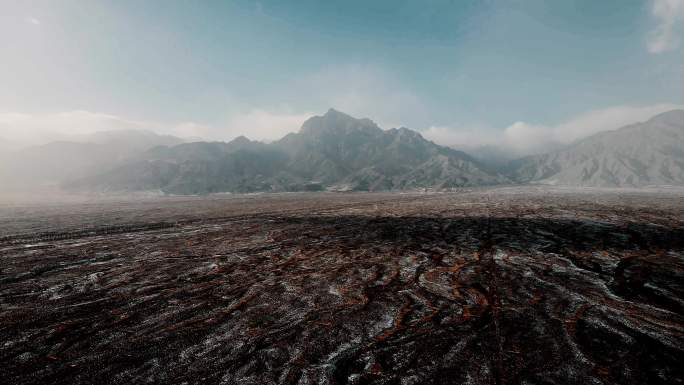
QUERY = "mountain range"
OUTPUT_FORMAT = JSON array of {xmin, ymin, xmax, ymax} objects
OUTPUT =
[
  {"xmin": 509, "ymin": 109, "xmax": 684, "ymax": 187},
  {"xmin": 0, "ymin": 130, "xmax": 186, "ymax": 191},
  {"xmin": 2, "ymin": 109, "xmax": 683, "ymax": 194},
  {"xmin": 69, "ymin": 109, "xmax": 507, "ymax": 194}
]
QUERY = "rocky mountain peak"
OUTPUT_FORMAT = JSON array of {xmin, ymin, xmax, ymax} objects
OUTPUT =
[
  {"xmin": 67, "ymin": 109, "xmax": 506, "ymax": 194},
  {"xmin": 647, "ymin": 109, "xmax": 684, "ymax": 126},
  {"xmin": 300, "ymin": 108, "xmax": 382, "ymax": 137},
  {"xmin": 390, "ymin": 127, "xmax": 425, "ymax": 140},
  {"xmin": 228, "ymin": 135, "xmax": 253, "ymax": 146}
]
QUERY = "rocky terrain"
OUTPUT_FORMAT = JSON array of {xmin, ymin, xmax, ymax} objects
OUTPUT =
[
  {"xmin": 1, "ymin": 187, "xmax": 683, "ymax": 385},
  {"xmin": 69, "ymin": 109, "xmax": 506, "ymax": 194},
  {"xmin": 510, "ymin": 110, "xmax": 684, "ymax": 187},
  {"xmin": 5, "ymin": 109, "xmax": 684, "ymax": 194}
]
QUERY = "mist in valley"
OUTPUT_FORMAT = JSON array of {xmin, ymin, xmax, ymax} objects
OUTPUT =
[{"xmin": 1, "ymin": 1, "xmax": 683, "ymax": 385}]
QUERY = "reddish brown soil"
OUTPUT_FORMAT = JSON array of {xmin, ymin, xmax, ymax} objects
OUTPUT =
[{"xmin": 1, "ymin": 187, "xmax": 683, "ymax": 385}]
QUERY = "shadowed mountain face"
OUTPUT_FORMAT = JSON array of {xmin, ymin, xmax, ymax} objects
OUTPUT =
[
  {"xmin": 7, "ymin": 109, "xmax": 684, "ymax": 193},
  {"xmin": 509, "ymin": 110, "xmax": 684, "ymax": 187},
  {"xmin": 71, "ymin": 109, "xmax": 507, "ymax": 194}
]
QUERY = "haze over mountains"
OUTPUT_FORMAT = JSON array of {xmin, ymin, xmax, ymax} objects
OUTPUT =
[
  {"xmin": 510, "ymin": 110, "xmax": 684, "ymax": 187},
  {"xmin": 69, "ymin": 109, "xmax": 506, "ymax": 194},
  {"xmin": 1, "ymin": 109, "xmax": 683, "ymax": 194},
  {"xmin": 0, "ymin": 130, "xmax": 186, "ymax": 191}
]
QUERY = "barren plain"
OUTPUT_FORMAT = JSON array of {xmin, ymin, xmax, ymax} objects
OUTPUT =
[{"xmin": 1, "ymin": 187, "xmax": 683, "ymax": 385}]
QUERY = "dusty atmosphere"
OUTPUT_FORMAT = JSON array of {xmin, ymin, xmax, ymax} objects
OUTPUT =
[
  {"xmin": 1, "ymin": 187, "xmax": 682, "ymax": 385},
  {"xmin": 3, "ymin": 1, "xmax": 684, "ymax": 384}
]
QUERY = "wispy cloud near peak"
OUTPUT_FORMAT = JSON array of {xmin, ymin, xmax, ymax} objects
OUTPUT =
[
  {"xmin": 421, "ymin": 104, "xmax": 684, "ymax": 156},
  {"xmin": 0, "ymin": 108, "xmax": 315, "ymax": 148},
  {"xmin": 647, "ymin": 0, "xmax": 684, "ymax": 53}
]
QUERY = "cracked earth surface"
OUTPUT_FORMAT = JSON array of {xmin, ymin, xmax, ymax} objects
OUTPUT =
[{"xmin": 1, "ymin": 187, "xmax": 683, "ymax": 384}]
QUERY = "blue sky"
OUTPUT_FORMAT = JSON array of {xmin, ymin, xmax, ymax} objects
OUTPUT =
[{"xmin": 1, "ymin": 0, "xmax": 683, "ymax": 153}]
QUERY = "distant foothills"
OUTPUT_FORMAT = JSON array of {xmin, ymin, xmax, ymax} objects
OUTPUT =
[{"xmin": 1, "ymin": 109, "xmax": 683, "ymax": 194}]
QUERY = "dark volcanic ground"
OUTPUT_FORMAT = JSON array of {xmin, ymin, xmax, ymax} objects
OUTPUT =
[{"xmin": 1, "ymin": 187, "xmax": 683, "ymax": 385}]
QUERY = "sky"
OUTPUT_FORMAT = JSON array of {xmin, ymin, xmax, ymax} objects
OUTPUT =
[{"xmin": 1, "ymin": 0, "xmax": 683, "ymax": 154}]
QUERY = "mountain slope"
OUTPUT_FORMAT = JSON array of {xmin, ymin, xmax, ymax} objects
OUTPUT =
[
  {"xmin": 0, "ymin": 130, "xmax": 187, "ymax": 191},
  {"xmin": 71, "ymin": 109, "xmax": 507, "ymax": 194},
  {"xmin": 509, "ymin": 110, "xmax": 684, "ymax": 186},
  {"xmin": 69, "ymin": 136, "xmax": 289, "ymax": 194},
  {"xmin": 275, "ymin": 109, "xmax": 506, "ymax": 190}
]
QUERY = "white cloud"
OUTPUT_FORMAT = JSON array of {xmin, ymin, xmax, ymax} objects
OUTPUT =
[
  {"xmin": 422, "ymin": 104, "xmax": 684, "ymax": 156},
  {"xmin": 168, "ymin": 109, "xmax": 314, "ymax": 142},
  {"xmin": 0, "ymin": 66, "xmax": 425, "ymax": 148},
  {"xmin": 0, "ymin": 108, "xmax": 315, "ymax": 148},
  {"xmin": 300, "ymin": 65, "xmax": 428, "ymax": 129},
  {"xmin": 545, "ymin": 104, "xmax": 684, "ymax": 142},
  {"xmin": 647, "ymin": 0, "xmax": 684, "ymax": 53},
  {"xmin": 224, "ymin": 109, "xmax": 314, "ymax": 142},
  {"xmin": 0, "ymin": 111, "xmax": 148, "ymax": 147},
  {"xmin": 422, "ymin": 122, "xmax": 560, "ymax": 156},
  {"xmin": 420, "ymin": 125, "xmax": 498, "ymax": 148},
  {"xmin": 26, "ymin": 16, "xmax": 40, "ymax": 25},
  {"xmin": 3, "ymin": 104, "xmax": 681, "ymax": 156}
]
